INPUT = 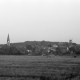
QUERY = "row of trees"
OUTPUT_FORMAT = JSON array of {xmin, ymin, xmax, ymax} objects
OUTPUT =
[
  {"xmin": 0, "ymin": 45, "xmax": 22, "ymax": 55},
  {"xmin": 25, "ymin": 44, "xmax": 80, "ymax": 56},
  {"xmin": 0, "ymin": 42, "xmax": 80, "ymax": 56}
]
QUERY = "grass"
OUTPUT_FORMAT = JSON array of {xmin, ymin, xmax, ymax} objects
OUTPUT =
[{"xmin": 0, "ymin": 55, "xmax": 80, "ymax": 80}]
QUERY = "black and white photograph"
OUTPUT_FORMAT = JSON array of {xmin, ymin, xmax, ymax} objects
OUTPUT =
[{"xmin": 0, "ymin": 0, "xmax": 80, "ymax": 80}]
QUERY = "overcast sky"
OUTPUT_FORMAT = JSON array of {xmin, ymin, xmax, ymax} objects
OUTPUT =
[{"xmin": 0, "ymin": 0, "xmax": 80, "ymax": 44}]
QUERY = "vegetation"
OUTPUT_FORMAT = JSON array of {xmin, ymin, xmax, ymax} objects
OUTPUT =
[
  {"xmin": 0, "ymin": 56, "xmax": 80, "ymax": 80},
  {"xmin": 0, "ymin": 41, "xmax": 80, "ymax": 79},
  {"xmin": 0, "ymin": 41, "xmax": 80, "ymax": 56},
  {"xmin": 0, "ymin": 45, "xmax": 22, "ymax": 55}
]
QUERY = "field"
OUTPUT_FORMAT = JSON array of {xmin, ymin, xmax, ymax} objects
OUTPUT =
[{"xmin": 0, "ymin": 55, "xmax": 80, "ymax": 80}]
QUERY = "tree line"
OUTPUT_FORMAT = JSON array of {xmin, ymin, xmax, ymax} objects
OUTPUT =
[{"xmin": 0, "ymin": 41, "xmax": 80, "ymax": 56}]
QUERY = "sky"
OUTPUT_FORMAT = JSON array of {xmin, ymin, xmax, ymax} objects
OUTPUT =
[{"xmin": 0, "ymin": 0, "xmax": 80, "ymax": 44}]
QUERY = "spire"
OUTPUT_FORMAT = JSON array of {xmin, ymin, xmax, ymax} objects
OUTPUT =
[{"xmin": 7, "ymin": 34, "xmax": 10, "ymax": 46}]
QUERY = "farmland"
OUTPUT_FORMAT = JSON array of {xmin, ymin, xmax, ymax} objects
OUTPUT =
[{"xmin": 0, "ymin": 55, "xmax": 80, "ymax": 80}]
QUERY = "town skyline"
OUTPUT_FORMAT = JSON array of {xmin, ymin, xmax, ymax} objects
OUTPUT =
[{"xmin": 0, "ymin": 33, "xmax": 77, "ymax": 45}]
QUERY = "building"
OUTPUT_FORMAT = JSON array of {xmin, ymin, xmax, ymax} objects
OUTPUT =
[{"xmin": 7, "ymin": 34, "xmax": 10, "ymax": 46}]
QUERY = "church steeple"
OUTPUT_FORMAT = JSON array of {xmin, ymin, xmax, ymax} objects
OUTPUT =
[{"xmin": 7, "ymin": 34, "xmax": 10, "ymax": 46}]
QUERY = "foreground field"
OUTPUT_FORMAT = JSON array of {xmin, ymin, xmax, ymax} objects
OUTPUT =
[{"xmin": 0, "ymin": 55, "xmax": 80, "ymax": 80}]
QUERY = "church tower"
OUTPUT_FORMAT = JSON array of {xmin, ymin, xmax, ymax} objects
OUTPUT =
[{"xmin": 7, "ymin": 34, "xmax": 10, "ymax": 46}]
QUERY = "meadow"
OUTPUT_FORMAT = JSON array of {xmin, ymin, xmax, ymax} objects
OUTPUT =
[{"xmin": 0, "ymin": 55, "xmax": 80, "ymax": 80}]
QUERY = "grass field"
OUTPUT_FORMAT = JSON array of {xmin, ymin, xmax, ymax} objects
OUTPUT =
[{"xmin": 0, "ymin": 55, "xmax": 80, "ymax": 80}]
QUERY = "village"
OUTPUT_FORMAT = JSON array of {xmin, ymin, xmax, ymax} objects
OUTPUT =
[{"xmin": 0, "ymin": 34, "xmax": 80, "ymax": 57}]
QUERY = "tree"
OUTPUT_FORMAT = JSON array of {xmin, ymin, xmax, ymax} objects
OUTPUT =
[{"xmin": 0, "ymin": 45, "xmax": 22, "ymax": 55}]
